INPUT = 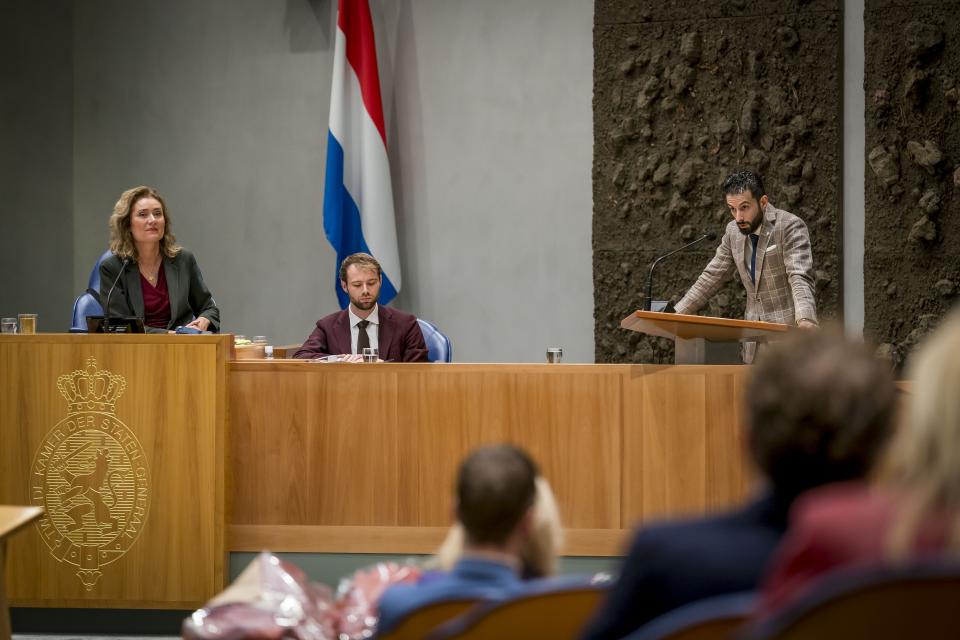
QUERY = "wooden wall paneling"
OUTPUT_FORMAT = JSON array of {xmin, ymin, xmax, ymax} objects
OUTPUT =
[
  {"xmin": 398, "ymin": 368, "xmax": 513, "ymax": 527},
  {"xmin": 310, "ymin": 368, "xmax": 399, "ymax": 526},
  {"xmin": 231, "ymin": 365, "xmax": 400, "ymax": 526},
  {"xmin": 230, "ymin": 368, "xmax": 316, "ymax": 524},
  {"xmin": 702, "ymin": 369, "xmax": 754, "ymax": 509},
  {"xmin": 622, "ymin": 365, "xmax": 752, "ymax": 525},
  {"xmin": 394, "ymin": 366, "xmax": 622, "ymax": 530},
  {"xmin": 228, "ymin": 362, "xmax": 753, "ymax": 558},
  {"xmin": 643, "ymin": 368, "xmax": 708, "ymax": 519},
  {"xmin": 502, "ymin": 369, "xmax": 621, "ymax": 531}
]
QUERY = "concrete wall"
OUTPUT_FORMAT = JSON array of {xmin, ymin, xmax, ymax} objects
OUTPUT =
[
  {"xmin": 67, "ymin": 0, "xmax": 595, "ymax": 362},
  {"xmin": 0, "ymin": 1, "xmax": 74, "ymax": 328}
]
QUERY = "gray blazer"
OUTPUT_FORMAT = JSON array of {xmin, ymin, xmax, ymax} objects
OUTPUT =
[
  {"xmin": 99, "ymin": 249, "xmax": 220, "ymax": 333},
  {"xmin": 674, "ymin": 203, "xmax": 817, "ymax": 360}
]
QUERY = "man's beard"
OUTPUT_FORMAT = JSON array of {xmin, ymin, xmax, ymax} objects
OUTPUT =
[
  {"xmin": 352, "ymin": 297, "xmax": 376, "ymax": 311},
  {"xmin": 737, "ymin": 215, "xmax": 762, "ymax": 236}
]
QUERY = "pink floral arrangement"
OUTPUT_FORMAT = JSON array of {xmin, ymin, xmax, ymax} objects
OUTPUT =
[
  {"xmin": 182, "ymin": 553, "xmax": 421, "ymax": 640},
  {"xmin": 335, "ymin": 562, "xmax": 423, "ymax": 639}
]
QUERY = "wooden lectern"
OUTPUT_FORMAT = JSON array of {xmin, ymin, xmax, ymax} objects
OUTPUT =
[
  {"xmin": 621, "ymin": 311, "xmax": 790, "ymax": 364},
  {"xmin": 0, "ymin": 334, "xmax": 229, "ymax": 609}
]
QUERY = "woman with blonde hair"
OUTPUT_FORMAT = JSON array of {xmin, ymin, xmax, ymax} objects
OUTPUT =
[
  {"xmin": 99, "ymin": 186, "xmax": 219, "ymax": 333},
  {"xmin": 758, "ymin": 307, "xmax": 960, "ymax": 613}
]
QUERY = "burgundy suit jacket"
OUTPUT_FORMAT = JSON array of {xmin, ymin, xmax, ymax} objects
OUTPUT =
[{"xmin": 292, "ymin": 305, "xmax": 429, "ymax": 362}]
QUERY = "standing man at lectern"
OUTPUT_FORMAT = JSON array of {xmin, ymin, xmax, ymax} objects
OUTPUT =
[
  {"xmin": 293, "ymin": 252, "xmax": 428, "ymax": 362},
  {"xmin": 673, "ymin": 170, "xmax": 818, "ymax": 362}
]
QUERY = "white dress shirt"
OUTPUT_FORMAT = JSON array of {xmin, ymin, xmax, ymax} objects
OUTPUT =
[{"xmin": 348, "ymin": 304, "xmax": 380, "ymax": 355}]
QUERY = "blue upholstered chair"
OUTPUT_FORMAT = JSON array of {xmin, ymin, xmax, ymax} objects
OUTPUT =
[
  {"xmin": 70, "ymin": 250, "xmax": 113, "ymax": 331},
  {"xmin": 620, "ymin": 591, "xmax": 754, "ymax": 640},
  {"xmin": 417, "ymin": 318, "xmax": 452, "ymax": 363},
  {"xmin": 740, "ymin": 560, "xmax": 960, "ymax": 640}
]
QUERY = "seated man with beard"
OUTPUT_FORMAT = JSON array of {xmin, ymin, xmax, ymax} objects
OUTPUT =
[{"xmin": 293, "ymin": 252, "xmax": 428, "ymax": 362}]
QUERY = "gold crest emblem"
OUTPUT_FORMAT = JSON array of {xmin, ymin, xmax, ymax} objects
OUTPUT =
[{"xmin": 30, "ymin": 357, "xmax": 151, "ymax": 590}]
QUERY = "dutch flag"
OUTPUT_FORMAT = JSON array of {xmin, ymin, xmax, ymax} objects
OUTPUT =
[{"xmin": 324, "ymin": 0, "xmax": 400, "ymax": 308}]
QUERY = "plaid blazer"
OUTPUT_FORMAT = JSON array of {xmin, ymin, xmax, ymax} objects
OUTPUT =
[{"xmin": 674, "ymin": 203, "xmax": 818, "ymax": 360}]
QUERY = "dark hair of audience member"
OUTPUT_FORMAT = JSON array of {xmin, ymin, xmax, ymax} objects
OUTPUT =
[
  {"xmin": 456, "ymin": 444, "xmax": 538, "ymax": 547},
  {"xmin": 747, "ymin": 327, "xmax": 898, "ymax": 500},
  {"xmin": 888, "ymin": 308, "xmax": 960, "ymax": 556}
]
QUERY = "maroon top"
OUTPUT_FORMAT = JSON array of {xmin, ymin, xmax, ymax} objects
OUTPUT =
[
  {"xmin": 141, "ymin": 267, "xmax": 171, "ymax": 329},
  {"xmin": 758, "ymin": 483, "xmax": 955, "ymax": 616}
]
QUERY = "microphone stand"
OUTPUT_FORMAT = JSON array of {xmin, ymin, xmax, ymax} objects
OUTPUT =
[
  {"xmin": 103, "ymin": 257, "xmax": 129, "ymax": 332},
  {"xmin": 644, "ymin": 233, "xmax": 716, "ymax": 311}
]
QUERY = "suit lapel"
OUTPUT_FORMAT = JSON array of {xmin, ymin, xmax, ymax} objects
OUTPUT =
[
  {"xmin": 754, "ymin": 206, "xmax": 777, "ymax": 287},
  {"xmin": 334, "ymin": 310, "xmax": 352, "ymax": 354},
  {"xmin": 125, "ymin": 264, "xmax": 145, "ymax": 319},
  {"xmin": 164, "ymin": 256, "xmax": 182, "ymax": 326},
  {"xmin": 377, "ymin": 306, "xmax": 393, "ymax": 358}
]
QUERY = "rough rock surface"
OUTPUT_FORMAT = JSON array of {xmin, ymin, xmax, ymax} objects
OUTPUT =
[
  {"xmin": 864, "ymin": 0, "xmax": 960, "ymax": 369},
  {"xmin": 594, "ymin": 0, "xmax": 843, "ymax": 363}
]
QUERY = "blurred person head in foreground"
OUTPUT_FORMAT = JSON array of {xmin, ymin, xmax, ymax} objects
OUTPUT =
[{"xmin": 756, "ymin": 314, "xmax": 960, "ymax": 614}]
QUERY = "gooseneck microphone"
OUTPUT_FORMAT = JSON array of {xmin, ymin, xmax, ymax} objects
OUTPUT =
[
  {"xmin": 103, "ymin": 257, "xmax": 129, "ymax": 332},
  {"xmin": 644, "ymin": 231, "xmax": 718, "ymax": 311}
]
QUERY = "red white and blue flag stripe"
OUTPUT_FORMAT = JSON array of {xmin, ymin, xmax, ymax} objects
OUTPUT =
[{"xmin": 324, "ymin": 0, "xmax": 400, "ymax": 307}]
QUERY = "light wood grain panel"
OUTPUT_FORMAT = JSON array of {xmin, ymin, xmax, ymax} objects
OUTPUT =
[
  {"xmin": 230, "ymin": 362, "xmax": 753, "ymax": 556},
  {"xmin": 230, "ymin": 366, "xmax": 400, "ymax": 526},
  {"xmin": 643, "ymin": 371, "xmax": 707, "ymax": 518},
  {"xmin": 0, "ymin": 335, "xmax": 228, "ymax": 608},
  {"xmin": 703, "ymin": 371, "xmax": 755, "ymax": 508},
  {"xmin": 623, "ymin": 366, "xmax": 753, "ymax": 525},
  {"xmin": 380, "ymin": 367, "xmax": 619, "ymax": 529}
]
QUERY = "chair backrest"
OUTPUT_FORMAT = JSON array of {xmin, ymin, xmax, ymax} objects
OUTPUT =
[
  {"xmin": 622, "ymin": 591, "xmax": 755, "ymax": 640},
  {"xmin": 427, "ymin": 581, "xmax": 608, "ymax": 640},
  {"xmin": 376, "ymin": 598, "xmax": 480, "ymax": 640},
  {"xmin": 740, "ymin": 561, "xmax": 960, "ymax": 640},
  {"xmin": 70, "ymin": 250, "xmax": 114, "ymax": 331},
  {"xmin": 417, "ymin": 318, "xmax": 452, "ymax": 363},
  {"xmin": 88, "ymin": 249, "xmax": 113, "ymax": 292}
]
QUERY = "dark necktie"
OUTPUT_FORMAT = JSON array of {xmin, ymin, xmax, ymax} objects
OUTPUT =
[
  {"xmin": 749, "ymin": 234, "xmax": 759, "ymax": 284},
  {"xmin": 357, "ymin": 319, "xmax": 370, "ymax": 354}
]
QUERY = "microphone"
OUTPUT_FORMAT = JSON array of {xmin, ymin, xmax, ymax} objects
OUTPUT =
[
  {"xmin": 644, "ymin": 231, "xmax": 718, "ymax": 311},
  {"xmin": 103, "ymin": 257, "xmax": 129, "ymax": 332}
]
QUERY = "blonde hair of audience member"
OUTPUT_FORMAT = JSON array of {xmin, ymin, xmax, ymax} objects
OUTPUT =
[
  {"xmin": 431, "ymin": 477, "xmax": 564, "ymax": 578},
  {"xmin": 888, "ymin": 308, "xmax": 960, "ymax": 557},
  {"xmin": 109, "ymin": 185, "xmax": 182, "ymax": 260}
]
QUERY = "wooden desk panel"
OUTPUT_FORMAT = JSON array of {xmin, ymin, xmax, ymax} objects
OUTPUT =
[
  {"xmin": 621, "ymin": 366, "xmax": 752, "ymax": 526},
  {"xmin": 0, "ymin": 335, "xmax": 228, "ymax": 609},
  {"xmin": 230, "ymin": 362, "xmax": 753, "ymax": 556}
]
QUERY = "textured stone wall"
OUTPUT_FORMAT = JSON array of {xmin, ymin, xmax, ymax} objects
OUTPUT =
[
  {"xmin": 593, "ymin": 0, "xmax": 843, "ymax": 363},
  {"xmin": 864, "ymin": 0, "xmax": 960, "ymax": 367}
]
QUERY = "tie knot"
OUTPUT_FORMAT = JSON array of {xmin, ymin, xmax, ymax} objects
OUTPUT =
[
  {"xmin": 750, "ymin": 234, "xmax": 759, "ymax": 247},
  {"xmin": 358, "ymin": 320, "xmax": 369, "ymax": 330}
]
